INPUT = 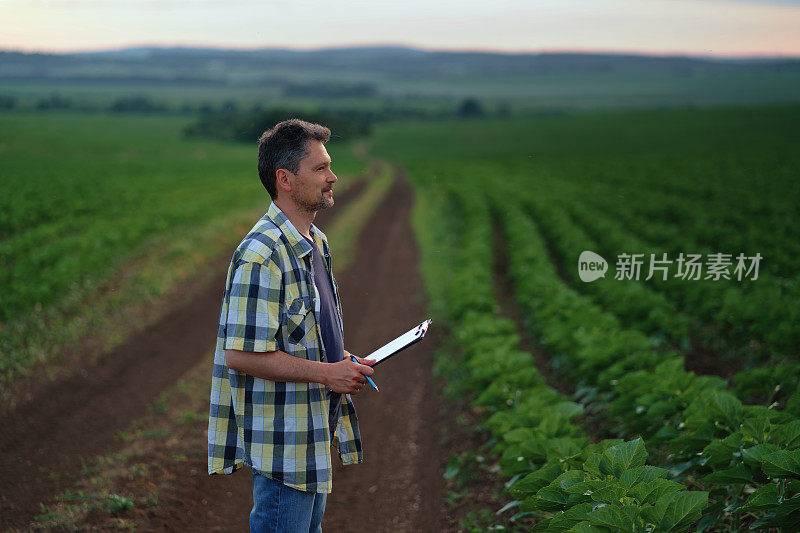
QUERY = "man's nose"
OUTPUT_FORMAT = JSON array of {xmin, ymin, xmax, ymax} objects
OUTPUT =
[{"xmin": 327, "ymin": 170, "xmax": 338, "ymax": 182}]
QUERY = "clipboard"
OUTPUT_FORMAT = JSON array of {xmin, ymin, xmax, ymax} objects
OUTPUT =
[{"xmin": 366, "ymin": 319, "xmax": 432, "ymax": 366}]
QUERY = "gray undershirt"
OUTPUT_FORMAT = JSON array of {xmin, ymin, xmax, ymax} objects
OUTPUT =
[{"xmin": 304, "ymin": 236, "xmax": 344, "ymax": 436}]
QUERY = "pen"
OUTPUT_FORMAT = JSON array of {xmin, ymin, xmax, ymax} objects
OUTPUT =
[{"xmin": 350, "ymin": 355, "xmax": 379, "ymax": 392}]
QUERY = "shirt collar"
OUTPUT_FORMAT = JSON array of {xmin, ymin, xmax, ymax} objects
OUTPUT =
[{"xmin": 266, "ymin": 202, "xmax": 326, "ymax": 259}]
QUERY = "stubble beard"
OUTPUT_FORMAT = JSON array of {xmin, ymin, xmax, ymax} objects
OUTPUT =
[{"xmin": 292, "ymin": 188, "xmax": 333, "ymax": 213}]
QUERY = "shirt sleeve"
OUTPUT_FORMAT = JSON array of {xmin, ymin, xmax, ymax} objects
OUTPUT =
[{"xmin": 223, "ymin": 260, "xmax": 282, "ymax": 352}]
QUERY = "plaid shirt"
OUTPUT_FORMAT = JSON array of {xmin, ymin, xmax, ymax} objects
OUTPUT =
[{"xmin": 207, "ymin": 202, "xmax": 362, "ymax": 493}]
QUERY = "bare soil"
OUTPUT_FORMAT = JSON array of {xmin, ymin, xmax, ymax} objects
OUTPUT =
[{"xmin": 0, "ymin": 176, "xmax": 456, "ymax": 532}]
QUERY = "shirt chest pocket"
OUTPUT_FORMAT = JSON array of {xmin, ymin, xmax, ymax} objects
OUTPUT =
[{"xmin": 284, "ymin": 295, "xmax": 314, "ymax": 346}]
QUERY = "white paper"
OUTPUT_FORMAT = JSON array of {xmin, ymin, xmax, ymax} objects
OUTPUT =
[{"xmin": 366, "ymin": 319, "xmax": 431, "ymax": 364}]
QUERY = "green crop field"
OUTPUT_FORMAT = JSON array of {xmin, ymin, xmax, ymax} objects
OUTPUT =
[
  {"xmin": 371, "ymin": 105, "xmax": 800, "ymax": 531},
  {"xmin": 3, "ymin": 100, "xmax": 799, "ymax": 530},
  {"xmin": 0, "ymin": 111, "xmax": 365, "ymax": 381}
]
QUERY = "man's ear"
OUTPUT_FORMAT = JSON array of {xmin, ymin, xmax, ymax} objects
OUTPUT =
[{"xmin": 275, "ymin": 168, "xmax": 292, "ymax": 194}]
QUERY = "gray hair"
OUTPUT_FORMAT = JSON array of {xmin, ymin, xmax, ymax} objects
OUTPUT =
[{"xmin": 257, "ymin": 119, "xmax": 331, "ymax": 199}]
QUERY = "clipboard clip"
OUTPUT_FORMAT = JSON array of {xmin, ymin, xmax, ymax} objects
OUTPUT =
[{"xmin": 416, "ymin": 319, "xmax": 432, "ymax": 336}]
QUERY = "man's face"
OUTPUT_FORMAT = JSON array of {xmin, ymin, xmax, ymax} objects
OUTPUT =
[{"xmin": 287, "ymin": 140, "xmax": 337, "ymax": 213}]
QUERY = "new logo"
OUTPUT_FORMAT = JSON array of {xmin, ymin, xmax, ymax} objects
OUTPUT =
[{"xmin": 578, "ymin": 251, "xmax": 608, "ymax": 282}]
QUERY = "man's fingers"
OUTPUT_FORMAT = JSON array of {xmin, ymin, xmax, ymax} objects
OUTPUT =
[{"xmin": 347, "ymin": 359, "xmax": 374, "ymax": 377}]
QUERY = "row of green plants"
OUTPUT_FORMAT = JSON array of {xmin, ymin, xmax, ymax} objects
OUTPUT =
[
  {"xmin": 411, "ymin": 176, "xmax": 709, "ymax": 531},
  {"xmin": 565, "ymin": 156, "xmax": 799, "ymax": 280},
  {"xmin": 512, "ymin": 184, "xmax": 800, "ymax": 409},
  {"xmin": 370, "ymin": 106, "xmax": 799, "ymax": 365},
  {"xmin": 518, "ymin": 187, "xmax": 691, "ymax": 347},
  {"xmin": 530, "ymin": 111, "xmax": 800, "ymax": 281},
  {"xmin": 558, "ymin": 192, "xmax": 799, "ymax": 365},
  {"xmin": 539, "ymin": 152, "xmax": 800, "ymax": 361},
  {"xmin": 370, "ymin": 108, "xmax": 800, "ymax": 530},
  {"xmin": 493, "ymin": 186, "xmax": 800, "ymax": 531}
]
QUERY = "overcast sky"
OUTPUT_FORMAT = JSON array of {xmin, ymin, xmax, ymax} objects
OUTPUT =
[{"xmin": 2, "ymin": 0, "xmax": 800, "ymax": 57}]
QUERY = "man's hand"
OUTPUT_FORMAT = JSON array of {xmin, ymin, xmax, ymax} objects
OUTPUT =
[{"xmin": 324, "ymin": 356, "xmax": 376, "ymax": 394}]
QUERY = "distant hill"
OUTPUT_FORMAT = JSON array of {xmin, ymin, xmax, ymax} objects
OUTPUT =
[
  {"xmin": 3, "ymin": 45, "xmax": 799, "ymax": 82},
  {"xmin": 3, "ymin": 45, "xmax": 800, "ymax": 109}
]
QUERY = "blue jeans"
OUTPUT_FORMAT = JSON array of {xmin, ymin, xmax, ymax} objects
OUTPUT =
[{"xmin": 250, "ymin": 470, "xmax": 327, "ymax": 533}]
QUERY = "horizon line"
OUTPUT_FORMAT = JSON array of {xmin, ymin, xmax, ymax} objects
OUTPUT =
[{"xmin": 3, "ymin": 42, "xmax": 800, "ymax": 61}]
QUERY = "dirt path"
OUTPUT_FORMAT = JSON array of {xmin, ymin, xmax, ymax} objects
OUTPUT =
[
  {"xmin": 1, "ymin": 174, "xmax": 450, "ymax": 531},
  {"xmin": 323, "ymin": 173, "xmax": 447, "ymax": 532}
]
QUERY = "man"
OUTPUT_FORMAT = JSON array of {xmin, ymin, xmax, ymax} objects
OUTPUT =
[{"xmin": 207, "ymin": 119, "xmax": 375, "ymax": 532}]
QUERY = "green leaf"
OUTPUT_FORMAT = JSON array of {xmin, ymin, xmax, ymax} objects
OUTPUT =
[
  {"xmin": 591, "ymin": 481, "xmax": 628, "ymax": 505},
  {"xmin": 652, "ymin": 425, "xmax": 679, "ymax": 444},
  {"xmin": 640, "ymin": 501, "xmax": 665, "ymax": 526},
  {"xmin": 741, "ymin": 417, "xmax": 771, "ymax": 444},
  {"xmin": 504, "ymin": 427, "xmax": 535, "ymax": 443},
  {"xmin": 701, "ymin": 432, "xmax": 742, "ymax": 467},
  {"xmin": 775, "ymin": 493, "xmax": 800, "ymax": 519},
  {"xmin": 583, "ymin": 453, "xmax": 603, "ymax": 478},
  {"xmin": 760, "ymin": 449, "xmax": 800, "ymax": 479},
  {"xmin": 539, "ymin": 413, "xmax": 578, "ymax": 440},
  {"xmin": 647, "ymin": 400, "xmax": 680, "ymax": 419},
  {"xmin": 551, "ymin": 400, "xmax": 585, "ymax": 420},
  {"xmin": 554, "ymin": 470, "xmax": 588, "ymax": 491},
  {"xmin": 620, "ymin": 465, "xmax": 669, "ymax": 488},
  {"xmin": 724, "ymin": 496, "xmax": 747, "ymax": 514},
  {"xmin": 587, "ymin": 504, "xmax": 639, "ymax": 531},
  {"xmin": 546, "ymin": 510, "xmax": 578, "ymax": 531},
  {"xmin": 701, "ymin": 463, "xmax": 755, "ymax": 484},
  {"xmin": 496, "ymin": 499, "xmax": 521, "ymax": 515},
  {"xmin": 565, "ymin": 479, "xmax": 604, "ymax": 496},
  {"xmin": 650, "ymin": 491, "xmax": 709, "ymax": 532},
  {"xmin": 741, "ymin": 443, "xmax": 780, "ymax": 469},
  {"xmin": 771, "ymin": 512, "xmax": 800, "ymax": 530},
  {"xmin": 773, "ymin": 420, "xmax": 800, "ymax": 449},
  {"xmin": 708, "ymin": 392, "xmax": 744, "ymax": 428},
  {"xmin": 530, "ymin": 516, "xmax": 552, "ymax": 531},
  {"xmin": 568, "ymin": 521, "xmax": 601, "ymax": 533},
  {"xmin": 510, "ymin": 463, "xmax": 562, "ymax": 497},
  {"xmin": 739, "ymin": 483, "xmax": 780, "ymax": 512},
  {"xmin": 509, "ymin": 510, "xmax": 538, "ymax": 523},
  {"xmin": 564, "ymin": 503, "xmax": 596, "ymax": 522},
  {"xmin": 531, "ymin": 484, "xmax": 569, "ymax": 511},
  {"xmin": 629, "ymin": 479, "xmax": 683, "ymax": 505},
  {"xmin": 598, "ymin": 438, "xmax": 647, "ymax": 479},
  {"xmin": 546, "ymin": 438, "xmax": 586, "ymax": 464},
  {"xmin": 748, "ymin": 513, "xmax": 778, "ymax": 529},
  {"xmin": 694, "ymin": 514, "xmax": 717, "ymax": 533},
  {"xmin": 669, "ymin": 421, "xmax": 715, "ymax": 455},
  {"xmin": 566, "ymin": 492, "xmax": 593, "ymax": 507},
  {"xmin": 668, "ymin": 458, "xmax": 702, "ymax": 478}
]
